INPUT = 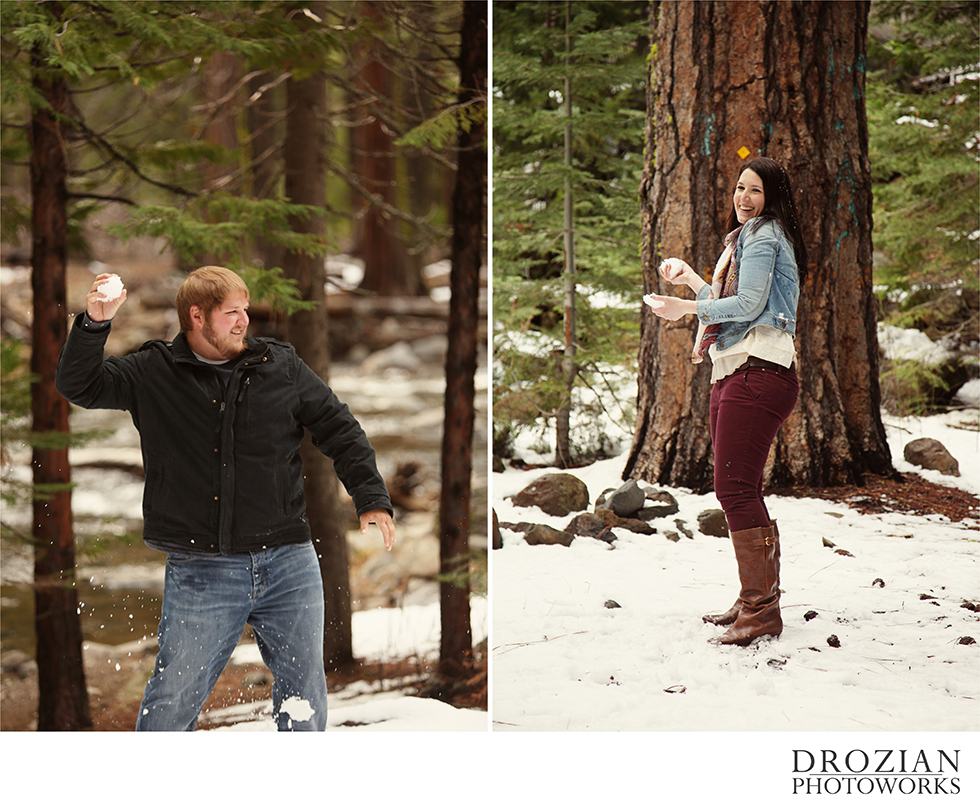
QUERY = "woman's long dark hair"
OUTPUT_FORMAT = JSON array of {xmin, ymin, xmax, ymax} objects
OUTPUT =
[{"xmin": 725, "ymin": 157, "xmax": 809, "ymax": 282}]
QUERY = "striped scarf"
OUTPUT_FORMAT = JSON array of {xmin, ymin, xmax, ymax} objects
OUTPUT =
[{"xmin": 692, "ymin": 227, "xmax": 742, "ymax": 364}]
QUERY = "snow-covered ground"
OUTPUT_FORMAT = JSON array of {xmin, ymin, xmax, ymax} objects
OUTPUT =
[{"xmin": 492, "ymin": 408, "xmax": 978, "ymax": 733}]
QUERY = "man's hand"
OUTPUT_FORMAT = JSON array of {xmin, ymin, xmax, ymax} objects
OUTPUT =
[
  {"xmin": 86, "ymin": 273, "xmax": 127, "ymax": 322},
  {"xmin": 360, "ymin": 509, "xmax": 396, "ymax": 551}
]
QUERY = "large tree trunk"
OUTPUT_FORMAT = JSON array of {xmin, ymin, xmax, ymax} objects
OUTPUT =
[
  {"xmin": 30, "ymin": 47, "xmax": 92, "ymax": 731},
  {"xmin": 438, "ymin": 0, "xmax": 486, "ymax": 679},
  {"xmin": 625, "ymin": 0, "xmax": 893, "ymax": 492},
  {"xmin": 282, "ymin": 13, "xmax": 353, "ymax": 667}
]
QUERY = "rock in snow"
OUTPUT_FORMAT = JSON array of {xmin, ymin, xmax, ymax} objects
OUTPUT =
[{"xmin": 904, "ymin": 437, "xmax": 961, "ymax": 477}]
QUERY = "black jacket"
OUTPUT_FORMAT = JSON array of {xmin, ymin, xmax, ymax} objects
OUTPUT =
[{"xmin": 56, "ymin": 315, "xmax": 392, "ymax": 556}]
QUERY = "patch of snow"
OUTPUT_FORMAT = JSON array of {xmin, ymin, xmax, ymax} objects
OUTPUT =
[
  {"xmin": 954, "ymin": 378, "xmax": 980, "ymax": 408},
  {"xmin": 280, "ymin": 696, "xmax": 315, "ymax": 723},
  {"xmin": 895, "ymin": 115, "xmax": 939, "ymax": 128},
  {"xmin": 878, "ymin": 323, "xmax": 957, "ymax": 366}
]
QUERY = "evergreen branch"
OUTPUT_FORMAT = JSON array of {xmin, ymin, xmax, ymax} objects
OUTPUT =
[
  {"xmin": 322, "ymin": 152, "xmax": 450, "ymax": 240},
  {"xmin": 67, "ymin": 191, "xmax": 135, "ymax": 206},
  {"xmin": 574, "ymin": 362, "xmax": 634, "ymax": 435},
  {"xmin": 70, "ymin": 115, "xmax": 198, "ymax": 198},
  {"xmin": 396, "ymin": 98, "xmax": 487, "ymax": 151},
  {"xmin": 322, "ymin": 69, "xmax": 459, "ymax": 169},
  {"xmin": 0, "ymin": 519, "xmax": 37, "ymax": 547}
]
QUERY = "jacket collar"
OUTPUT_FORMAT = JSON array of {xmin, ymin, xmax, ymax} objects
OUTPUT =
[{"xmin": 171, "ymin": 332, "xmax": 271, "ymax": 368}]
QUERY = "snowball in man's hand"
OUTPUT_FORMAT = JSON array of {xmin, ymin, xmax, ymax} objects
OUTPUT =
[
  {"xmin": 97, "ymin": 275, "xmax": 124, "ymax": 301},
  {"xmin": 643, "ymin": 293, "xmax": 665, "ymax": 309}
]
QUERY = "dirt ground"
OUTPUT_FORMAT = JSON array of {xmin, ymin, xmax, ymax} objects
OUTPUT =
[
  {"xmin": 1, "ymin": 641, "xmax": 487, "ymax": 731},
  {"xmin": 769, "ymin": 470, "xmax": 979, "ymax": 524}
]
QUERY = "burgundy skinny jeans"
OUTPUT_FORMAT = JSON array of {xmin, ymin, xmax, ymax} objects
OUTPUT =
[{"xmin": 709, "ymin": 366, "xmax": 799, "ymax": 533}]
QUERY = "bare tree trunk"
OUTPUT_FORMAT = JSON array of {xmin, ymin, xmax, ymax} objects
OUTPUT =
[
  {"xmin": 438, "ymin": 0, "xmax": 486, "ymax": 679},
  {"xmin": 625, "ymin": 0, "xmax": 893, "ymax": 492},
  {"xmin": 350, "ymin": 1, "xmax": 419, "ymax": 296},
  {"xmin": 246, "ymin": 70, "xmax": 284, "ymax": 272},
  {"xmin": 198, "ymin": 51, "xmax": 241, "ymax": 268},
  {"xmin": 30, "ymin": 43, "xmax": 92, "ymax": 731},
  {"xmin": 556, "ymin": 0, "xmax": 576, "ymax": 469},
  {"xmin": 282, "ymin": 5, "xmax": 353, "ymax": 667}
]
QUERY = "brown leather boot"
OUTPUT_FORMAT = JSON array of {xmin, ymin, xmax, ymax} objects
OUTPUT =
[
  {"xmin": 702, "ymin": 520, "xmax": 779, "ymax": 626},
  {"xmin": 710, "ymin": 523, "xmax": 781, "ymax": 646},
  {"xmin": 702, "ymin": 598, "xmax": 741, "ymax": 626}
]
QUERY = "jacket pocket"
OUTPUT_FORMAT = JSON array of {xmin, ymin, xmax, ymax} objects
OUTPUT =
[{"xmin": 142, "ymin": 455, "xmax": 166, "ymax": 515}]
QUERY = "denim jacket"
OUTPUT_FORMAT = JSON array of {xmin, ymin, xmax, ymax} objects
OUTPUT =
[{"xmin": 694, "ymin": 219, "xmax": 799, "ymax": 351}]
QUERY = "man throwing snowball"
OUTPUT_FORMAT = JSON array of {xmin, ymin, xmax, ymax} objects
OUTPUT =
[{"xmin": 56, "ymin": 266, "xmax": 396, "ymax": 731}]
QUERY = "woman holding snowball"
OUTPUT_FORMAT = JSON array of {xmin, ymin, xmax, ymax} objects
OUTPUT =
[{"xmin": 647, "ymin": 157, "xmax": 809, "ymax": 646}]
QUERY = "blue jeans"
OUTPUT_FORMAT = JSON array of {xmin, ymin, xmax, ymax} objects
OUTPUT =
[{"xmin": 136, "ymin": 541, "xmax": 328, "ymax": 731}]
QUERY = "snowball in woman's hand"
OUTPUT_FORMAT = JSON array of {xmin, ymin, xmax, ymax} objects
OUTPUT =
[
  {"xmin": 97, "ymin": 275, "xmax": 124, "ymax": 301},
  {"xmin": 643, "ymin": 293, "xmax": 665, "ymax": 309},
  {"xmin": 662, "ymin": 258, "xmax": 685, "ymax": 280}
]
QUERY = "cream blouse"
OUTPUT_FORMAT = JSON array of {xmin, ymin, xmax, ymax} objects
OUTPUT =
[{"xmin": 708, "ymin": 325, "xmax": 797, "ymax": 384}]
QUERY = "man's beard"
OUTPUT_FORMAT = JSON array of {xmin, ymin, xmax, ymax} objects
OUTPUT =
[{"xmin": 202, "ymin": 319, "xmax": 247, "ymax": 360}]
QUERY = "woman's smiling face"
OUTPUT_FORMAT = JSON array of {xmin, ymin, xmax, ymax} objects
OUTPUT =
[{"xmin": 733, "ymin": 167, "xmax": 765, "ymax": 224}]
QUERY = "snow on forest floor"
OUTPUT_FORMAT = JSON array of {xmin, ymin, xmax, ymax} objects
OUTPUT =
[{"xmin": 491, "ymin": 409, "xmax": 980, "ymax": 732}]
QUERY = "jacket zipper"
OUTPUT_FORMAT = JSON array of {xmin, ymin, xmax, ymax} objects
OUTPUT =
[
  {"xmin": 214, "ymin": 368, "xmax": 232, "ymax": 551},
  {"xmin": 214, "ymin": 364, "xmax": 254, "ymax": 552}
]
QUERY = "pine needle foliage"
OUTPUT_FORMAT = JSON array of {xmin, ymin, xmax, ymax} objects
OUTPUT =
[
  {"xmin": 867, "ymin": 1, "xmax": 979, "ymax": 294},
  {"xmin": 492, "ymin": 1, "xmax": 647, "ymax": 459},
  {"xmin": 0, "ymin": 1, "xmax": 352, "ymax": 314}
]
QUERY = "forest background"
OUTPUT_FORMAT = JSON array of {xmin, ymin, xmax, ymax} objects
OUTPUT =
[
  {"xmin": 0, "ymin": 0, "xmax": 487, "ymax": 731},
  {"xmin": 492, "ymin": 0, "xmax": 978, "ymax": 469}
]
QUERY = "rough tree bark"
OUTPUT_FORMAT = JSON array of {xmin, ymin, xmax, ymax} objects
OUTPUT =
[
  {"xmin": 438, "ymin": 0, "xmax": 486, "ymax": 679},
  {"xmin": 282, "ymin": 8, "xmax": 353, "ymax": 667},
  {"xmin": 624, "ymin": 0, "xmax": 893, "ymax": 492},
  {"xmin": 30, "ymin": 44, "xmax": 92, "ymax": 730}
]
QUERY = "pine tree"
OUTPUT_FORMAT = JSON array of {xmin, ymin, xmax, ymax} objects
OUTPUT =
[
  {"xmin": 437, "ymin": 0, "xmax": 486, "ymax": 682},
  {"xmin": 492, "ymin": 0, "xmax": 648, "ymax": 464}
]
